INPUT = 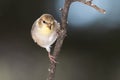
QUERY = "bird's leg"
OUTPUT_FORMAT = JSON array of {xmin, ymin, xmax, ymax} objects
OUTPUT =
[{"xmin": 48, "ymin": 52, "xmax": 57, "ymax": 63}]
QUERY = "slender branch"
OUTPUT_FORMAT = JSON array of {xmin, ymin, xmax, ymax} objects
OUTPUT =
[
  {"xmin": 74, "ymin": 0, "xmax": 106, "ymax": 14},
  {"xmin": 47, "ymin": 0, "xmax": 72, "ymax": 80},
  {"xmin": 46, "ymin": 0, "xmax": 106, "ymax": 80}
]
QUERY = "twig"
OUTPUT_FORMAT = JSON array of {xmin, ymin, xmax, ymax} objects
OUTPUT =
[
  {"xmin": 47, "ymin": 0, "xmax": 72, "ymax": 80},
  {"xmin": 74, "ymin": 0, "xmax": 106, "ymax": 14},
  {"xmin": 47, "ymin": 0, "xmax": 106, "ymax": 80}
]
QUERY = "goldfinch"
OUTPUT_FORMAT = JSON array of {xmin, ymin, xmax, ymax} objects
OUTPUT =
[{"xmin": 31, "ymin": 14, "xmax": 60, "ymax": 63}]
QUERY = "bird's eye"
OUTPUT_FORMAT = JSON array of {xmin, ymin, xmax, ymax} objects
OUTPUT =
[{"xmin": 43, "ymin": 20, "xmax": 46, "ymax": 24}]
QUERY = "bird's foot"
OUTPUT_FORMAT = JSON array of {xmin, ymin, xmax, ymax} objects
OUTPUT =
[{"xmin": 48, "ymin": 53, "xmax": 57, "ymax": 63}]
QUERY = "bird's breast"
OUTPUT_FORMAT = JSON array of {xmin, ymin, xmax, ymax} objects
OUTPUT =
[
  {"xmin": 38, "ymin": 26, "xmax": 52, "ymax": 36},
  {"xmin": 32, "ymin": 26, "xmax": 58, "ymax": 48}
]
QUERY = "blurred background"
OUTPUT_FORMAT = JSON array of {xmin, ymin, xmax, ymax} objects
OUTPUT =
[{"xmin": 0, "ymin": 0, "xmax": 120, "ymax": 80}]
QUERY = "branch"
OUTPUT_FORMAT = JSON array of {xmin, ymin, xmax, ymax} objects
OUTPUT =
[
  {"xmin": 47, "ymin": 0, "xmax": 72, "ymax": 80},
  {"xmin": 47, "ymin": 0, "xmax": 106, "ymax": 80},
  {"xmin": 74, "ymin": 0, "xmax": 106, "ymax": 14}
]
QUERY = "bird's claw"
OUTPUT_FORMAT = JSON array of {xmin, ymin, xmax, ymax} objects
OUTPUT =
[{"xmin": 48, "ymin": 54, "xmax": 57, "ymax": 63}]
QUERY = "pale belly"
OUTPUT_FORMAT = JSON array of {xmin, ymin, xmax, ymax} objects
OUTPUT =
[{"xmin": 32, "ymin": 29, "xmax": 58, "ymax": 48}]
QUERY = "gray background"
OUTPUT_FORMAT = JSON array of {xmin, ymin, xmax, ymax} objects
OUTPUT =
[{"xmin": 0, "ymin": 0, "xmax": 120, "ymax": 80}]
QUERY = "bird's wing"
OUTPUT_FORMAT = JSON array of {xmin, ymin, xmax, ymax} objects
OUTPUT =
[
  {"xmin": 54, "ymin": 20, "xmax": 61, "ymax": 34},
  {"xmin": 54, "ymin": 20, "xmax": 60, "ymax": 29},
  {"xmin": 31, "ymin": 19, "xmax": 39, "ymax": 32}
]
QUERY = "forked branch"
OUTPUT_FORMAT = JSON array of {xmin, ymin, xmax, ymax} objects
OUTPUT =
[{"xmin": 47, "ymin": 0, "xmax": 105, "ymax": 80}]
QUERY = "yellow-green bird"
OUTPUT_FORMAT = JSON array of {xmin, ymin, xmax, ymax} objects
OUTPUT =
[{"xmin": 31, "ymin": 14, "xmax": 60, "ymax": 63}]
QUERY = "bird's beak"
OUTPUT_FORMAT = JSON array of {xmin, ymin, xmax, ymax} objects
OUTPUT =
[{"xmin": 47, "ymin": 24, "xmax": 52, "ymax": 30}]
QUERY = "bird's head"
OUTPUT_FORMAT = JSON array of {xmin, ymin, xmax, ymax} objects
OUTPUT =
[
  {"xmin": 38, "ymin": 14, "xmax": 55, "ymax": 30},
  {"xmin": 36, "ymin": 14, "xmax": 56, "ymax": 35}
]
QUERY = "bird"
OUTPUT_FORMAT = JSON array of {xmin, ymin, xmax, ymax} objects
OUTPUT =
[{"xmin": 31, "ymin": 14, "xmax": 60, "ymax": 63}]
